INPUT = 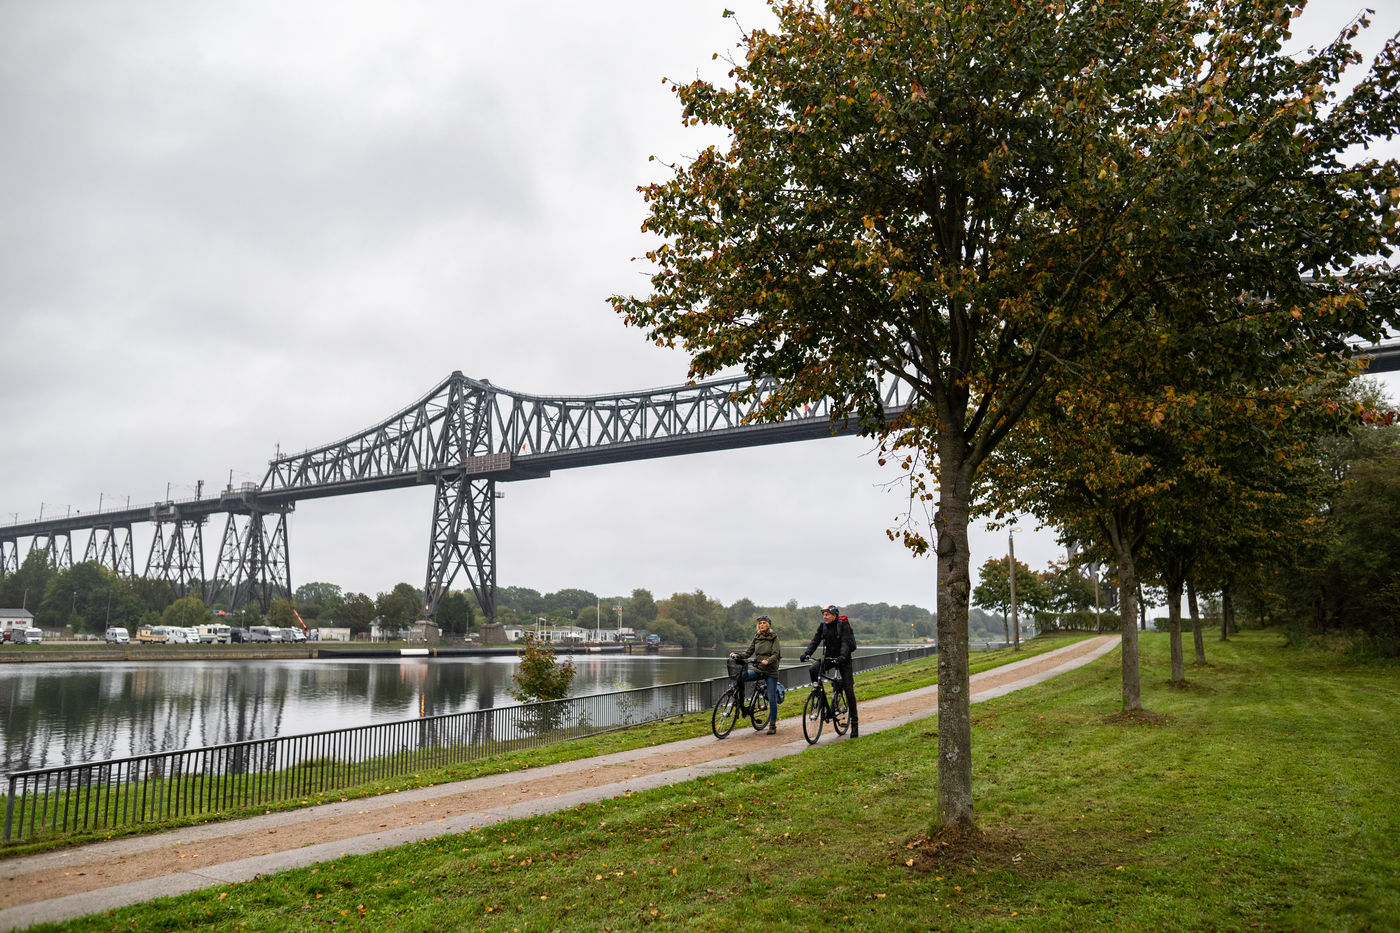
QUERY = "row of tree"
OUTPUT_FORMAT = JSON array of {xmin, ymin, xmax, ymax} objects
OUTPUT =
[
  {"xmin": 4, "ymin": 554, "xmax": 991, "ymax": 647},
  {"xmin": 609, "ymin": 0, "xmax": 1400, "ymax": 833}
]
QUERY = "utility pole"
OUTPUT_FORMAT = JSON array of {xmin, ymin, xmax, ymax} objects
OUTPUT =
[{"xmin": 1008, "ymin": 531, "xmax": 1021, "ymax": 651}]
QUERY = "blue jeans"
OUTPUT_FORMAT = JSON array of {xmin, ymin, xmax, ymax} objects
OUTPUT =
[{"xmin": 742, "ymin": 669, "xmax": 779, "ymax": 724}]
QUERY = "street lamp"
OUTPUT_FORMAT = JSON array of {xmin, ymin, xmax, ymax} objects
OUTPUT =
[{"xmin": 1008, "ymin": 529, "xmax": 1022, "ymax": 651}]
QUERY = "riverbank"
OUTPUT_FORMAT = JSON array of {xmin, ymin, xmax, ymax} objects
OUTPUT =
[
  {"xmin": 6, "ymin": 631, "xmax": 1395, "ymax": 932},
  {"xmin": 0, "ymin": 637, "xmax": 1120, "ymax": 929},
  {"xmin": 0, "ymin": 642, "xmax": 676, "ymax": 664}
]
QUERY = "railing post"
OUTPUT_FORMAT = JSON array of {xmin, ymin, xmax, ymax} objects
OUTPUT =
[{"xmin": 4, "ymin": 775, "xmax": 16, "ymax": 843}]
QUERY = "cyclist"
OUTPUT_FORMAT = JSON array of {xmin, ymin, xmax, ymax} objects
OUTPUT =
[
  {"xmin": 730, "ymin": 615, "xmax": 782, "ymax": 734},
  {"xmin": 800, "ymin": 605, "xmax": 858, "ymax": 738}
]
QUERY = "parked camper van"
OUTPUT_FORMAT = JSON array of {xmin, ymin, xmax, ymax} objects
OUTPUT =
[
  {"xmin": 197, "ymin": 623, "xmax": 232, "ymax": 644},
  {"xmin": 10, "ymin": 626, "xmax": 42, "ymax": 644},
  {"xmin": 249, "ymin": 625, "xmax": 277, "ymax": 643},
  {"xmin": 105, "ymin": 627, "xmax": 130, "ymax": 644}
]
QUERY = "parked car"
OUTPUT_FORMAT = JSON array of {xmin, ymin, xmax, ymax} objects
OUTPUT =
[
  {"xmin": 230, "ymin": 627, "xmax": 252, "ymax": 643},
  {"xmin": 105, "ymin": 627, "xmax": 130, "ymax": 644}
]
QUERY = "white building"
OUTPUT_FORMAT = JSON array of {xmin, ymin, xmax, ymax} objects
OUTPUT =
[
  {"xmin": 0, "ymin": 608, "xmax": 35, "ymax": 628},
  {"xmin": 503, "ymin": 624, "xmax": 627, "ymax": 644}
]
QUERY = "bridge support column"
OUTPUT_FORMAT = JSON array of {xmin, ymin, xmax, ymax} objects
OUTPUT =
[
  {"xmin": 31, "ymin": 534, "xmax": 72, "ymax": 570},
  {"xmin": 210, "ymin": 509, "xmax": 292, "ymax": 612},
  {"xmin": 145, "ymin": 518, "xmax": 206, "ymax": 599},
  {"xmin": 85, "ymin": 524, "xmax": 135, "ymax": 577},
  {"xmin": 425, "ymin": 474, "xmax": 497, "ymax": 624},
  {"xmin": 0, "ymin": 539, "xmax": 17, "ymax": 577}
]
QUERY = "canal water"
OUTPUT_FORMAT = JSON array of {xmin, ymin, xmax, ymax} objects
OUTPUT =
[{"xmin": 0, "ymin": 648, "xmax": 893, "ymax": 782}]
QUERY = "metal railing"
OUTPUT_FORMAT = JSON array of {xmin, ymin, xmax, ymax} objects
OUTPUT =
[{"xmin": 2, "ymin": 645, "xmax": 937, "ymax": 844}]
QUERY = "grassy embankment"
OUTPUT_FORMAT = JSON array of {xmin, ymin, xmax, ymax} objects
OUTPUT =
[
  {"xmin": 0, "ymin": 636, "xmax": 1071, "ymax": 857},
  {"xmin": 25, "ymin": 630, "xmax": 1400, "ymax": 931}
]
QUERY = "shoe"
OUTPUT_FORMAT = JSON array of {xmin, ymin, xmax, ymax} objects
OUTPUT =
[
  {"xmin": 766, "ymin": 723, "xmax": 777, "ymax": 735},
  {"xmin": 849, "ymin": 723, "xmax": 859, "ymax": 738}
]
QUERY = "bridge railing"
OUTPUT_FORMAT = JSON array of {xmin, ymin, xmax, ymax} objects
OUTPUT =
[{"xmin": 1, "ymin": 645, "xmax": 936, "ymax": 844}]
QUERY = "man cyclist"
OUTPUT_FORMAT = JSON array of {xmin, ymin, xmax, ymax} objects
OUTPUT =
[
  {"xmin": 730, "ymin": 615, "xmax": 782, "ymax": 734},
  {"xmin": 800, "ymin": 604, "xmax": 858, "ymax": 738}
]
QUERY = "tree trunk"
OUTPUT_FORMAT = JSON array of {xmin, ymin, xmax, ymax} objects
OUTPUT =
[
  {"xmin": 1165, "ymin": 575, "xmax": 1185, "ymax": 684},
  {"xmin": 1224, "ymin": 585, "xmax": 1237, "ymax": 636},
  {"xmin": 934, "ymin": 452, "xmax": 976, "ymax": 831},
  {"xmin": 1187, "ymin": 577, "xmax": 1206, "ymax": 663},
  {"xmin": 1220, "ymin": 583, "xmax": 1233, "ymax": 641},
  {"xmin": 1106, "ymin": 512, "xmax": 1142, "ymax": 711}
]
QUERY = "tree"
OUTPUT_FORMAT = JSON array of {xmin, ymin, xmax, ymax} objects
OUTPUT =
[
  {"xmin": 614, "ymin": 0, "xmax": 1400, "ymax": 828},
  {"xmin": 623, "ymin": 588, "xmax": 658, "ymax": 631},
  {"xmin": 972, "ymin": 555, "xmax": 1050, "ymax": 644},
  {"xmin": 160, "ymin": 595, "xmax": 209, "ymax": 631},
  {"xmin": 660, "ymin": 590, "xmax": 726, "ymax": 648},
  {"xmin": 1, "ymin": 550, "xmax": 55, "ymax": 618},
  {"xmin": 614, "ymin": 0, "xmax": 1400, "ymax": 829},
  {"xmin": 375, "ymin": 583, "xmax": 422, "ymax": 638},
  {"xmin": 436, "ymin": 590, "xmax": 476, "ymax": 637},
  {"xmin": 334, "ymin": 592, "xmax": 375, "ymax": 636},
  {"xmin": 510, "ymin": 634, "xmax": 577, "ymax": 734},
  {"xmin": 268, "ymin": 598, "xmax": 299, "ymax": 630},
  {"xmin": 1043, "ymin": 560, "xmax": 1098, "ymax": 629},
  {"xmin": 295, "ymin": 581, "xmax": 343, "ymax": 612},
  {"xmin": 233, "ymin": 604, "xmax": 263, "ymax": 630}
]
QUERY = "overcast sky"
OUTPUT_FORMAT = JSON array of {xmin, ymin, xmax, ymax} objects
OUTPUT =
[{"xmin": 2, "ymin": 1, "xmax": 1397, "ymax": 615}]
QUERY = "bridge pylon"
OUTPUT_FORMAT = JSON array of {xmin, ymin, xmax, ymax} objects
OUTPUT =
[
  {"xmin": 0, "ymin": 539, "xmax": 18, "ymax": 576},
  {"xmin": 145, "ymin": 515, "xmax": 206, "ymax": 599},
  {"xmin": 426, "ymin": 474, "xmax": 498, "ymax": 623},
  {"xmin": 83, "ymin": 524, "xmax": 135, "ymax": 577},
  {"xmin": 209, "ymin": 508, "xmax": 291, "ymax": 612},
  {"xmin": 31, "ymin": 533, "xmax": 72, "ymax": 570}
]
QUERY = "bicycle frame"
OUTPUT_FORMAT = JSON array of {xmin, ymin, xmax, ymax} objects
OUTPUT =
[
  {"xmin": 801, "ymin": 657, "xmax": 850, "ymax": 745},
  {"xmin": 711, "ymin": 659, "xmax": 772, "ymax": 739}
]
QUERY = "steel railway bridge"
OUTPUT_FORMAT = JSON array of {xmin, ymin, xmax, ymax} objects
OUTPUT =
[
  {"xmin": 0, "ymin": 372, "xmax": 911, "ymax": 621},
  {"xmin": 4, "ymin": 343, "xmax": 1398, "ymax": 622}
]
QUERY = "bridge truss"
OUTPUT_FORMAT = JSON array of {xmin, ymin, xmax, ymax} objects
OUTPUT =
[{"xmin": 0, "ymin": 371, "xmax": 909, "ymax": 620}]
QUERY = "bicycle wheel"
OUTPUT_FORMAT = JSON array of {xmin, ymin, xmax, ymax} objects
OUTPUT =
[
  {"xmin": 712, "ymin": 687, "xmax": 739, "ymax": 739},
  {"xmin": 831, "ymin": 685, "xmax": 851, "ymax": 736},
  {"xmin": 802, "ymin": 688, "xmax": 825, "ymax": 745},
  {"xmin": 749, "ymin": 685, "xmax": 770, "ymax": 731}
]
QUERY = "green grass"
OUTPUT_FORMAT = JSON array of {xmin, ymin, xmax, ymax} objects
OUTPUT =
[
  {"xmin": 1, "ymin": 635, "xmax": 1082, "ymax": 857},
  {"xmin": 25, "ymin": 630, "xmax": 1399, "ymax": 931}
]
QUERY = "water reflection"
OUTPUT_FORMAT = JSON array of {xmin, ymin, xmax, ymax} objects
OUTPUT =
[{"xmin": 0, "ymin": 654, "xmax": 734, "ymax": 781}]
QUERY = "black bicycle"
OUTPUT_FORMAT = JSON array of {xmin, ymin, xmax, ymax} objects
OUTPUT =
[
  {"xmin": 802, "ymin": 657, "xmax": 850, "ymax": 745},
  {"xmin": 712, "ymin": 657, "xmax": 772, "ymax": 739}
]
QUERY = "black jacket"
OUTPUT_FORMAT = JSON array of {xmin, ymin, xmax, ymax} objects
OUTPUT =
[{"xmin": 805, "ymin": 616, "xmax": 856, "ymax": 664}]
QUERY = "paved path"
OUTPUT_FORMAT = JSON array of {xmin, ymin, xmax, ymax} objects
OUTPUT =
[{"xmin": 0, "ymin": 635, "xmax": 1120, "ymax": 931}]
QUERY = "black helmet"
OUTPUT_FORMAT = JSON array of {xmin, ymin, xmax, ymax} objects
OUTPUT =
[{"xmin": 822, "ymin": 605, "xmax": 839, "ymax": 616}]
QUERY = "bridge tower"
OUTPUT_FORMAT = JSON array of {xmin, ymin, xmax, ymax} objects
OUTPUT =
[
  {"xmin": 208, "ymin": 508, "xmax": 291, "ymax": 612},
  {"xmin": 0, "ymin": 538, "xmax": 18, "ymax": 576},
  {"xmin": 423, "ymin": 376, "xmax": 501, "ymax": 623},
  {"xmin": 84, "ymin": 523, "xmax": 136, "ymax": 577},
  {"xmin": 145, "ymin": 513, "xmax": 207, "ymax": 599},
  {"xmin": 30, "ymin": 533, "xmax": 72, "ymax": 570}
]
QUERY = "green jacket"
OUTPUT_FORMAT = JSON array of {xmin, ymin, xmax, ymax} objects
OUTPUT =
[{"xmin": 737, "ymin": 629, "xmax": 781, "ymax": 676}]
